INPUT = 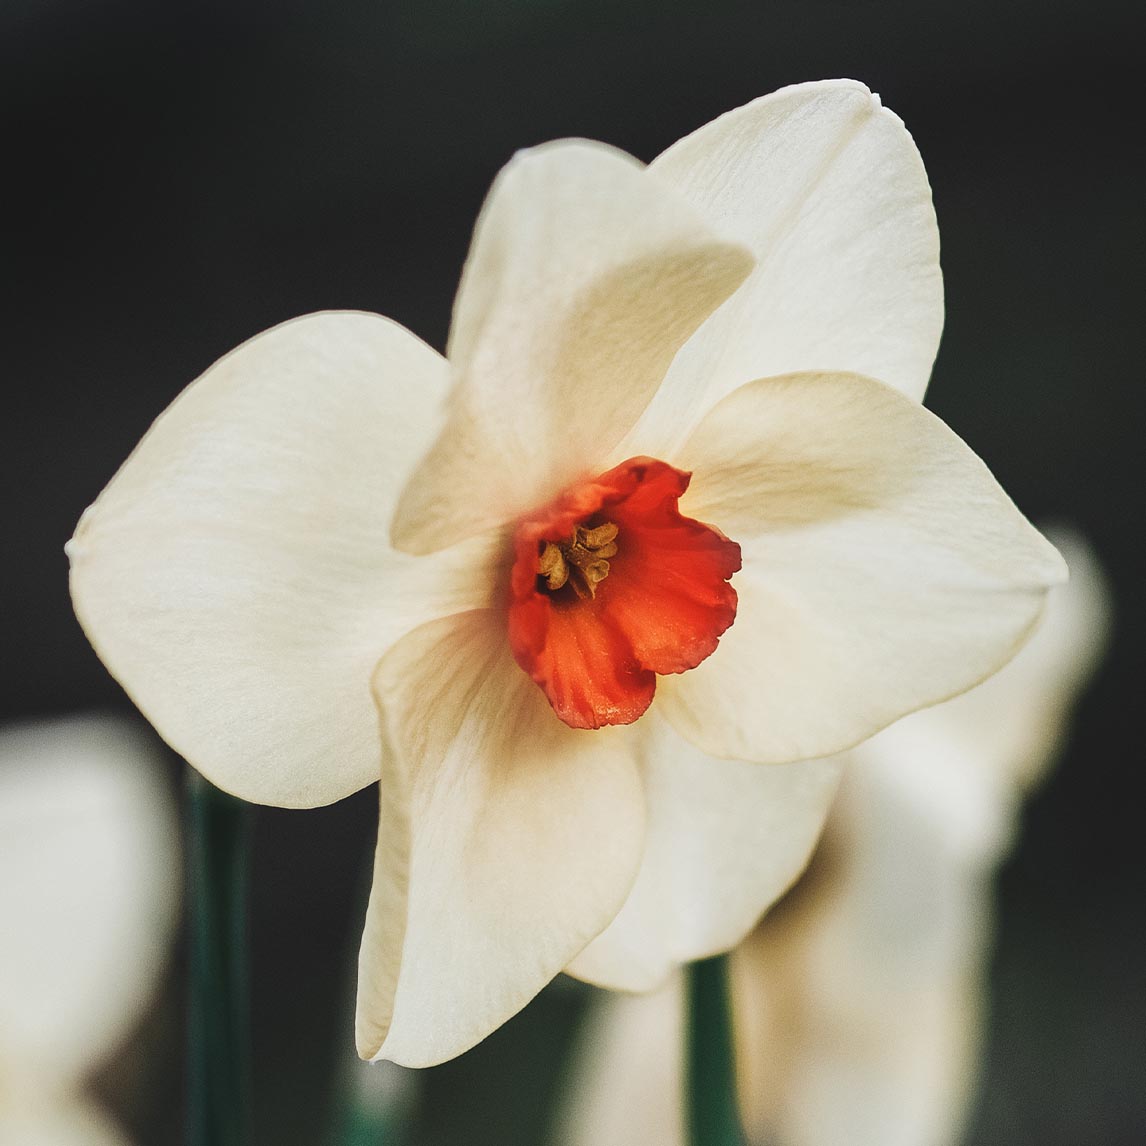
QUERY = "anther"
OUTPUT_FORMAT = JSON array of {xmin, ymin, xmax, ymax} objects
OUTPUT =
[
  {"xmin": 536, "ymin": 522, "xmax": 620, "ymax": 599},
  {"xmin": 538, "ymin": 542, "xmax": 569, "ymax": 591}
]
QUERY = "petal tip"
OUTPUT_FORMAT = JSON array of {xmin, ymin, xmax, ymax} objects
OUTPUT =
[
  {"xmin": 506, "ymin": 135, "xmax": 645, "ymax": 173},
  {"xmin": 354, "ymin": 1031, "xmax": 381, "ymax": 1063},
  {"xmin": 1050, "ymin": 541, "xmax": 1072, "ymax": 585},
  {"xmin": 1029, "ymin": 524, "xmax": 1071, "ymax": 588},
  {"xmin": 66, "ymin": 504, "xmax": 98, "ymax": 563}
]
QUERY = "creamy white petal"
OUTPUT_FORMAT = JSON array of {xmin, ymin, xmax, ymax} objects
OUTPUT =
[
  {"xmin": 566, "ymin": 713, "xmax": 841, "ymax": 991},
  {"xmin": 356, "ymin": 611, "xmax": 645, "ymax": 1067},
  {"xmin": 558, "ymin": 533, "xmax": 1105, "ymax": 1146},
  {"xmin": 777, "ymin": 981, "xmax": 981, "ymax": 1146},
  {"xmin": 69, "ymin": 313, "xmax": 499, "ymax": 808},
  {"xmin": 556, "ymin": 825, "xmax": 982, "ymax": 1146},
  {"xmin": 723, "ymin": 744, "xmax": 997, "ymax": 1146},
  {"xmin": 861, "ymin": 525, "xmax": 1112, "ymax": 829},
  {"xmin": 619, "ymin": 79, "xmax": 942, "ymax": 460},
  {"xmin": 0, "ymin": 716, "xmax": 178, "ymax": 1092},
  {"xmin": 0, "ymin": 1098, "xmax": 133, "ymax": 1146},
  {"xmin": 733, "ymin": 919, "xmax": 984, "ymax": 1146},
  {"xmin": 661, "ymin": 371, "xmax": 1066, "ymax": 764},
  {"xmin": 552, "ymin": 979, "xmax": 685, "ymax": 1146},
  {"xmin": 732, "ymin": 538, "xmax": 1108, "ymax": 1146},
  {"xmin": 391, "ymin": 140, "xmax": 753, "ymax": 555}
]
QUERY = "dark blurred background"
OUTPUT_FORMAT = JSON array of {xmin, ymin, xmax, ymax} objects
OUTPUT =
[{"xmin": 4, "ymin": 1, "xmax": 1143, "ymax": 1143}]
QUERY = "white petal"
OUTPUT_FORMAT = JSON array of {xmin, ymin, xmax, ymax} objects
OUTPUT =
[
  {"xmin": 725, "ymin": 756, "xmax": 993, "ymax": 1146},
  {"xmin": 557, "ymin": 534, "xmax": 1105, "ymax": 1146},
  {"xmin": 0, "ymin": 716, "xmax": 178, "ymax": 1091},
  {"xmin": 551, "ymin": 980, "xmax": 685, "ymax": 1146},
  {"xmin": 861, "ymin": 525, "xmax": 1111, "ymax": 834},
  {"xmin": 620, "ymin": 79, "xmax": 942, "ymax": 460},
  {"xmin": 842, "ymin": 526, "xmax": 1110, "ymax": 878},
  {"xmin": 0, "ymin": 1099, "xmax": 134, "ymax": 1146},
  {"xmin": 356, "ymin": 611, "xmax": 645, "ymax": 1067},
  {"xmin": 733, "ymin": 922, "xmax": 984, "ymax": 1146},
  {"xmin": 662, "ymin": 371, "xmax": 1066, "ymax": 764},
  {"xmin": 731, "ymin": 538, "xmax": 1108, "ymax": 1146},
  {"xmin": 566, "ymin": 714, "xmax": 841, "ymax": 991},
  {"xmin": 391, "ymin": 140, "xmax": 754, "ymax": 555},
  {"xmin": 69, "ymin": 313, "xmax": 498, "ymax": 808}
]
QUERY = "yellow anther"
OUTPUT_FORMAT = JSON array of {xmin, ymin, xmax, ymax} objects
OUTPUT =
[
  {"xmin": 579, "ymin": 522, "xmax": 619, "ymax": 550},
  {"xmin": 537, "ymin": 541, "xmax": 569, "ymax": 591},
  {"xmin": 537, "ymin": 521, "xmax": 620, "ymax": 599}
]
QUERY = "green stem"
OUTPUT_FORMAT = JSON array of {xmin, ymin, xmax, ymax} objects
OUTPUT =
[
  {"xmin": 337, "ymin": 1099, "xmax": 402, "ymax": 1146},
  {"xmin": 187, "ymin": 771, "xmax": 252, "ymax": 1146},
  {"xmin": 686, "ymin": 955, "xmax": 743, "ymax": 1146}
]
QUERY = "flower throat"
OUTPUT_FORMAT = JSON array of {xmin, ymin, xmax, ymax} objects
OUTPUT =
[
  {"xmin": 537, "ymin": 522, "xmax": 619, "ymax": 600},
  {"xmin": 507, "ymin": 457, "xmax": 741, "ymax": 730}
]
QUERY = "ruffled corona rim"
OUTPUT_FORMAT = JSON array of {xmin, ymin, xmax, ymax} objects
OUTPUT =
[{"xmin": 507, "ymin": 457, "xmax": 741, "ymax": 728}]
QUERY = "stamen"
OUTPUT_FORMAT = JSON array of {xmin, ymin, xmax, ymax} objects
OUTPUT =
[
  {"xmin": 537, "ymin": 522, "xmax": 620, "ymax": 599},
  {"xmin": 537, "ymin": 542, "xmax": 569, "ymax": 591},
  {"xmin": 509, "ymin": 457, "xmax": 741, "ymax": 730},
  {"xmin": 578, "ymin": 522, "xmax": 619, "ymax": 551}
]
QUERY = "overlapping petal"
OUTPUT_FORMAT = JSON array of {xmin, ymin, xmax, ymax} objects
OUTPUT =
[
  {"xmin": 567, "ymin": 712, "xmax": 842, "ymax": 992},
  {"xmin": 620, "ymin": 78, "xmax": 943, "ymax": 460},
  {"xmin": 391, "ymin": 140, "xmax": 754, "ymax": 555},
  {"xmin": 556, "ymin": 538, "xmax": 1107, "ymax": 1146},
  {"xmin": 357, "ymin": 611, "xmax": 645, "ymax": 1067},
  {"xmin": 733, "ymin": 540, "xmax": 1109, "ymax": 1146},
  {"xmin": 69, "ymin": 313, "xmax": 498, "ymax": 808},
  {"xmin": 663, "ymin": 370, "xmax": 1067, "ymax": 764},
  {"xmin": 860, "ymin": 525, "xmax": 1112, "ymax": 809},
  {"xmin": 64, "ymin": 77, "xmax": 1076, "ymax": 1083}
]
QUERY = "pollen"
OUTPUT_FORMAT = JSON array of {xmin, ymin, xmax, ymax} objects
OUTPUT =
[{"xmin": 537, "ymin": 522, "xmax": 619, "ymax": 599}]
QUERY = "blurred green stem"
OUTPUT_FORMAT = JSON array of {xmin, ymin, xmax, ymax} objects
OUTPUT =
[
  {"xmin": 337, "ymin": 1099, "xmax": 401, "ymax": 1146},
  {"xmin": 686, "ymin": 955, "xmax": 743, "ymax": 1146},
  {"xmin": 188, "ymin": 771, "xmax": 252, "ymax": 1146}
]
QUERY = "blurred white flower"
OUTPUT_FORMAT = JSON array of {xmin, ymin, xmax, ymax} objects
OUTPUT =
[
  {"xmin": 557, "ymin": 529, "xmax": 1109, "ymax": 1146},
  {"xmin": 68, "ymin": 79, "xmax": 1063, "ymax": 1066},
  {"xmin": 0, "ymin": 715, "xmax": 179, "ymax": 1146}
]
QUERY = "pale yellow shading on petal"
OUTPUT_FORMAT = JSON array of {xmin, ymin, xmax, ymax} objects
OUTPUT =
[
  {"xmin": 357, "ymin": 611, "xmax": 645, "ymax": 1067},
  {"xmin": 663, "ymin": 370, "xmax": 1066, "ymax": 765},
  {"xmin": 567, "ymin": 713, "xmax": 841, "ymax": 992},
  {"xmin": 392, "ymin": 139, "xmax": 753, "ymax": 555},
  {"xmin": 621, "ymin": 78, "xmax": 942, "ymax": 461},
  {"xmin": 69, "ymin": 312, "xmax": 499, "ymax": 809}
]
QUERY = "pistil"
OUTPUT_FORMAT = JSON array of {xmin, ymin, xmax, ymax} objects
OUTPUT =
[{"xmin": 537, "ymin": 522, "xmax": 620, "ymax": 600}]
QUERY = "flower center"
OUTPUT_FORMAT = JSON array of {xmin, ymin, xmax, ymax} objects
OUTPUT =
[
  {"xmin": 537, "ymin": 521, "xmax": 619, "ymax": 600},
  {"xmin": 508, "ymin": 457, "xmax": 741, "ymax": 730}
]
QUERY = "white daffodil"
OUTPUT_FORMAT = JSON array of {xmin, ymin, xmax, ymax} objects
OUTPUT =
[
  {"xmin": 0, "ymin": 715, "xmax": 179, "ymax": 1146},
  {"xmin": 68, "ymin": 79, "xmax": 1065, "ymax": 1067},
  {"xmin": 556, "ymin": 529, "xmax": 1109, "ymax": 1146}
]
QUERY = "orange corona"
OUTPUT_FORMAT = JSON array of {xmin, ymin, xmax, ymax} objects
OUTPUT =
[{"xmin": 508, "ymin": 457, "xmax": 741, "ymax": 729}]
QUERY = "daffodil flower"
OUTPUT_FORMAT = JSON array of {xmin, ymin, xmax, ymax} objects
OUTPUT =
[
  {"xmin": 0, "ymin": 716, "xmax": 178, "ymax": 1146},
  {"xmin": 556, "ymin": 530, "xmax": 1108, "ymax": 1146},
  {"xmin": 68, "ymin": 79, "xmax": 1065, "ymax": 1066}
]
